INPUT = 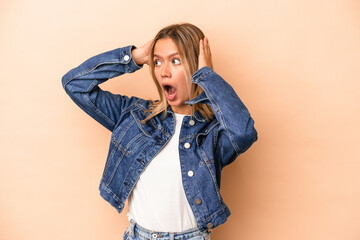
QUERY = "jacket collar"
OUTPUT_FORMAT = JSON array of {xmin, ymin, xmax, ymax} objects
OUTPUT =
[{"xmin": 166, "ymin": 104, "xmax": 207, "ymax": 123}]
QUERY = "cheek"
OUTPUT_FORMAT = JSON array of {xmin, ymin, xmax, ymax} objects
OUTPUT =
[
  {"xmin": 178, "ymin": 73, "xmax": 188, "ymax": 91},
  {"xmin": 175, "ymin": 69, "xmax": 185, "ymax": 82}
]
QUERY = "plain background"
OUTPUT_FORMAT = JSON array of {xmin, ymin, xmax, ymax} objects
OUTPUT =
[{"xmin": 1, "ymin": 0, "xmax": 360, "ymax": 239}]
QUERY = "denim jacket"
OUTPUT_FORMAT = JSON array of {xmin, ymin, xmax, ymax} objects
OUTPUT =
[{"xmin": 62, "ymin": 45, "xmax": 257, "ymax": 232}]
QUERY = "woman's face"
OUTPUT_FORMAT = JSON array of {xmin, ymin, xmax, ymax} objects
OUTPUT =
[{"xmin": 153, "ymin": 38, "xmax": 191, "ymax": 115}]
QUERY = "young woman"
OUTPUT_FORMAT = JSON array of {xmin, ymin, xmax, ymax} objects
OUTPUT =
[{"xmin": 62, "ymin": 23, "xmax": 257, "ymax": 240}]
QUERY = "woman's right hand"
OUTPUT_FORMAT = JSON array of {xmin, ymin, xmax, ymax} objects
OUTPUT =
[{"xmin": 131, "ymin": 40, "xmax": 153, "ymax": 65}]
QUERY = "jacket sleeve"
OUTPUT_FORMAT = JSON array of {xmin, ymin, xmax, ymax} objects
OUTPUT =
[
  {"xmin": 185, "ymin": 67, "xmax": 258, "ymax": 167},
  {"xmin": 61, "ymin": 46, "xmax": 143, "ymax": 132}
]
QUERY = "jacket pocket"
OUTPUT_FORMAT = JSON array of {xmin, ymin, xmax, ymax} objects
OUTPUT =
[{"xmin": 111, "ymin": 115, "xmax": 150, "ymax": 157}]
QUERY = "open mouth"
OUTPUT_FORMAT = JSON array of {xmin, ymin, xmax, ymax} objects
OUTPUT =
[{"xmin": 162, "ymin": 83, "xmax": 176, "ymax": 101}]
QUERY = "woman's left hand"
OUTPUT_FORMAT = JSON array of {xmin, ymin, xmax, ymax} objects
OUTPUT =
[{"xmin": 198, "ymin": 37, "xmax": 213, "ymax": 70}]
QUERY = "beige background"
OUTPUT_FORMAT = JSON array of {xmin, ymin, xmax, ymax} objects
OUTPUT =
[{"xmin": 1, "ymin": 0, "xmax": 360, "ymax": 239}]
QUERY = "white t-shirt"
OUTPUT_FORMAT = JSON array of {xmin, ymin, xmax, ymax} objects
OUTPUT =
[{"xmin": 127, "ymin": 113, "xmax": 197, "ymax": 232}]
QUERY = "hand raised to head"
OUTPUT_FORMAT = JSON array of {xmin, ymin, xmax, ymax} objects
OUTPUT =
[
  {"xmin": 198, "ymin": 37, "xmax": 213, "ymax": 70},
  {"xmin": 131, "ymin": 39, "xmax": 153, "ymax": 66}
]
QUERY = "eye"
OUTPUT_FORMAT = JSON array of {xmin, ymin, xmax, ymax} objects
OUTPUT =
[
  {"xmin": 172, "ymin": 58, "xmax": 181, "ymax": 65},
  {"xmin": 154, "ymin": 59, "xmax": 161, "ymax": 66}
]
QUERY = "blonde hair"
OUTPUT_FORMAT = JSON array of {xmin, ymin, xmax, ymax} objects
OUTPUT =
[{"xmin": 141, "ymin": 23, "xmax": 214, "ymax": 124}]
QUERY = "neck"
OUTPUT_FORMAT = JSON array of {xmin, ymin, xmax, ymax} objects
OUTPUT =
[{"xmin": 171, "ymin": 105, "xmax": 191, "ymax": 115}]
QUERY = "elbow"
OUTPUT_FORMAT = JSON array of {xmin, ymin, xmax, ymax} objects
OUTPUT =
[
  {"xmin": 244, "ymin": 118, "xmax": 258, "ymax": 152},
  {"xmin": 246, "ymin": 123, "xmax": 258, "ymax": 150},
  {"xmin": 61, "ymin": 75, "xmax": 68, "ymax": 92},
  {"xmin": 61, "ymin": 72, "xmax": 70, "ymax": 92},
  {"xmin": 61, "ymin": 72, "xmax": 76, "ymax": 96},
  {"xmin": 61, "ymin": 64, "xmax": 79, "ymax": 94},
  {"xmin": 236, "ymin": 117, "xmax": 258, "ymax": 154}
]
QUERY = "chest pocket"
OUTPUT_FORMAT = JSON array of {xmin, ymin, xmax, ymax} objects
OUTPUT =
[
  {"xmin": 111, "ymin": 109, "xmax": 156, "ymax": 156},
  {"xmin": 196, "ymin": 121, "xmax": 219, "ymax": 146}
]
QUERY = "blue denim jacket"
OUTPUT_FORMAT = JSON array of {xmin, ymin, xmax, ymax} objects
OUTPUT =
[{"xmin": 62, "ymin": 46, "xmax": 257, "ymax": 232}]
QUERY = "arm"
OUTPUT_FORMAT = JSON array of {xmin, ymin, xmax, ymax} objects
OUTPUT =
[
  {"xmin": 62, "ymin": 42, "xmax": 151, "ymax": 132},
  {"xmin": 188, "ymin": 67, "xmax": 257, "ymax": 166},
  {"xmin": 186, "ymin": 38, "xmax": 258, "ymax": 167}
]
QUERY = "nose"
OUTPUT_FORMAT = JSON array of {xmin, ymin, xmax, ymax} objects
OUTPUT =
[{"xmin": 161, "ymin": 62, "xmax": 171, "ymax": 78}]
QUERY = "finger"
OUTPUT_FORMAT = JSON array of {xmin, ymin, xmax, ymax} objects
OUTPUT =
[
  {"xmin": 204, "ymin": 37, "xmax": 211, "ymax": 57},
  {"xmin": 206, "ymin": 38, "xmax": 214, "ymax": 69},
  {"xmin": 199, "ymin": 39, "xmax": 204, "ymax": 56},
  {"xmin": 198, "ymin": 39, "xmax": 205, "ymax": 70},
  {"xmin": 199, "ymin": 39, "xmax": 205, "ymax": 60}
]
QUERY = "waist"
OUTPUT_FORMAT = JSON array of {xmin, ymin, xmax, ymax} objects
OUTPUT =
[{"xmin": 126, "ymin": 219, "xmax": 210, "ymax": 240}]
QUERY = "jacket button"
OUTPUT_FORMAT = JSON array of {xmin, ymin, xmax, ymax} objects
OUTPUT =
[
  {"xmin": 187, "ymin": 170, "xmax": 194, "ymax": 177},
  {"xmin": 184, "ymin": 142, "xmax": 190, "ymax": 149},
  {"xmin": 195, "ymin": 198, "xmax": 202, "ymax": 205},
  {"xmin": 123, "ymin": 55, "xmax": 130, "ymax": 61},
  {"xmin": 207, "ymin": 223, "xmax": 213, "ymax": 229},
  {"xmin": 189, "ymin": 119, "xmax": 195, "ymax": 126}
]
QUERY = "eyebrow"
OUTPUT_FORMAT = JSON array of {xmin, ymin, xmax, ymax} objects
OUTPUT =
[{"xmin": 153, "ymin": 52, "xmax": 179, "ymax": 58}]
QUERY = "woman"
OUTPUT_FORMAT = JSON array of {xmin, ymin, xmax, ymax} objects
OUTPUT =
[{"xmin": 62, "ymin": 23, "xmax": 257, "ymax": 240}]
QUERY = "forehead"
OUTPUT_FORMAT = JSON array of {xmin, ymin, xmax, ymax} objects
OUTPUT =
[{"xmin": 154, "ymin": 38, "xmax": 179, "ymax": 57}]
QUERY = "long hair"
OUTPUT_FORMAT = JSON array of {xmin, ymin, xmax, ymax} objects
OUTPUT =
[{"xmin": 141, "ymin": 23, "xmax": 214, "ymax": 124}]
